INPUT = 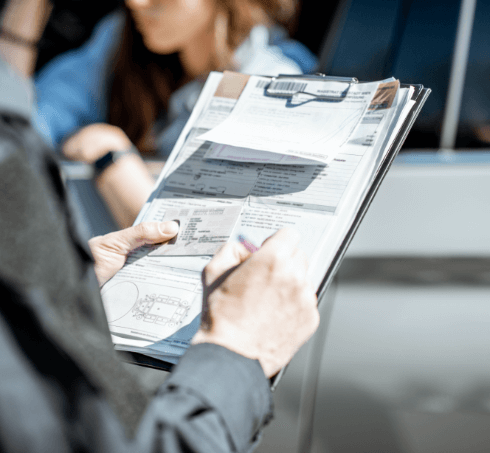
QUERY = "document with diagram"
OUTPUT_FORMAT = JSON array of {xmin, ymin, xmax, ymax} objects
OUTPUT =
[{"xmin": 100, "ymin": 71, "xmax": 429, "ymax": 368}]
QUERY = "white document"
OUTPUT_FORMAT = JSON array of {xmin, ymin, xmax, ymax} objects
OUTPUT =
[
  {"xmin": 102, "ymin": 71, "xmax": 418, "ymax": 366},
  {"xmin": 204, "ymin": 142, "xmax": 319, "ymax": 165},
  {"xmin": 101, "ymin": 247, "xmax": 203, "ymax": 355},
  {"xmin": 200, "ymin": 76, "xmax": 386, "ymax": 164}
]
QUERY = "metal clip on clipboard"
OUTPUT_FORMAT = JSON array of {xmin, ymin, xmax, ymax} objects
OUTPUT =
[{"xmin": 265, "ymin": 73, "xmax": 359, "ymax": 102}]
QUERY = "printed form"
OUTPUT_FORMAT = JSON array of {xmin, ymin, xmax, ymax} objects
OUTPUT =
[
  {"xmin": 200, "ymin": 77, "xmax": 399, "ymax": 164},
  {"xmin": 101, "ymin": 71, "xmax": 414, "ymax": 364}
]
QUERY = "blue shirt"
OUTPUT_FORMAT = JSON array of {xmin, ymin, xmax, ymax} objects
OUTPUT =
[{"xmin": 34, "ymin": 11, "xmax": 317, "ymax": 155}]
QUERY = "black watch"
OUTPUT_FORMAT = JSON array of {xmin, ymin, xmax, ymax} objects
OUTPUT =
[{"xmin": 93, "ymin": 147, "xmax": 138, "ymax": 177}]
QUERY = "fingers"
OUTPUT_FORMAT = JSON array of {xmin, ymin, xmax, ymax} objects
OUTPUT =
[
  {"xmin": 290, "ymin": 247, "xmax": 310, "ymax": 277},
  {"xmin": 204, "ymin": 228, "xmax": 309, "ymax": 288},
  {"xmin": 87, "ymin": 221, "xmax": 178, "ymax": 287},
  {"xmin": 255, "ymin": 228, "xmax": 309, "ymax": 279},
  {"xmin": 203, "ymin": 242, "xmax": 251, "ymax": 286},
  {"xmin": 116, "ymin": 221, "xmax": 179, "ymax": 253},
  {"xmin": 259, "ymin": 228, "xmax": 302, "ymax": 261}
]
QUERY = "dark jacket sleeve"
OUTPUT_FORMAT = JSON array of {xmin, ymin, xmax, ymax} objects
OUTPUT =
[
  {"xmin": 0, "ymin": 281, "xmax": 273, "ymax": 453},
  {"xmin": 136, "ymin": 344, "xmax": 273, "ymax": 453},
  {"xmin": 0, "ymin": 57, "xmax": 273, "ymax": 453}
]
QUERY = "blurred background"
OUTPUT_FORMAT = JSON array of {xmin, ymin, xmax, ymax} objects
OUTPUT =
[{"xmin": 35, "ymin": 0, "xmax": 490, "ymax": 451}]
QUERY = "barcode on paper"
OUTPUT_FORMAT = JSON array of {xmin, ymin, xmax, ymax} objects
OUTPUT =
[
  {"xmin": 255, "ymin": 79, "xmax": 270, "ymax": 89},
  {"xmin": 268, "ymin": 81, "xmax": 307, "ymax": 94}
]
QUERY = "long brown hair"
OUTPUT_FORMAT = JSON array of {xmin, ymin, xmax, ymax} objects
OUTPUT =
[{"xmin": 109, "ymin": 0, "xmax": 297, "ymax": 154}]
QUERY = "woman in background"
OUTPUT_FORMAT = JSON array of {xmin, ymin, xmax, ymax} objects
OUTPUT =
[{"xmin": 34, "ymin": 0, "xmax": 316, "ymax": 227}]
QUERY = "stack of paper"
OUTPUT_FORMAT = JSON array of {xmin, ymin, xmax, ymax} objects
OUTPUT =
[{"xmin": 101, "ymin": 71, "xmax": 425, "ymax": 367}]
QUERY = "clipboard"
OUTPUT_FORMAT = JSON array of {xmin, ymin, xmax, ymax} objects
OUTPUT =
[
  {"xmin": 119, "ymin": 75, "xmax": 431, "ymax": 382},
  {"xmin": 270, "ymin": 80, "xmax": 430, "ymax": 389}
]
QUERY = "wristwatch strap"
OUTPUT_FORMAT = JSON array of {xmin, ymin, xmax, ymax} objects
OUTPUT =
[{"xmin": 93, "ymin": 146, "xmax": 139, "ymax": 177}]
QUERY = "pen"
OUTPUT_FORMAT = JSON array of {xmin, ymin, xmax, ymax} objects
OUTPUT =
[{"xmin": 238, "ymin": 235, "xmax": 259, "ymax": 254}]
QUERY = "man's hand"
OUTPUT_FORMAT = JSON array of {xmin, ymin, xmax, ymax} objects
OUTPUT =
[
  {"xmin": 193, "ymin": 228, "xmax": 319, "ymax": 378},
  {"xmin": 89, "ymin": 221, "xmax": 179, "ymax": 286},
  {"xmin": 62, "ymin": 123, "xmax": 133, "ymax": 163}
]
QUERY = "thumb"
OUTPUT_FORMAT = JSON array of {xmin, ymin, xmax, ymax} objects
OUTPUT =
[{"xmin": 116, "ymin": 221, "xmax": 180, "ymax": 253}]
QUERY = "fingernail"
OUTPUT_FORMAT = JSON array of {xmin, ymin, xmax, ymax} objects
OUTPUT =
[{"xmin": 160, "ymin": 221, "xmax": 179, "ymax": 235}]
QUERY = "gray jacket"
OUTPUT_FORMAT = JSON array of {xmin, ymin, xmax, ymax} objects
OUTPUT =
[{"xmin": 0, "ymin": 58, "xmax": 272, "ymax": 452}]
